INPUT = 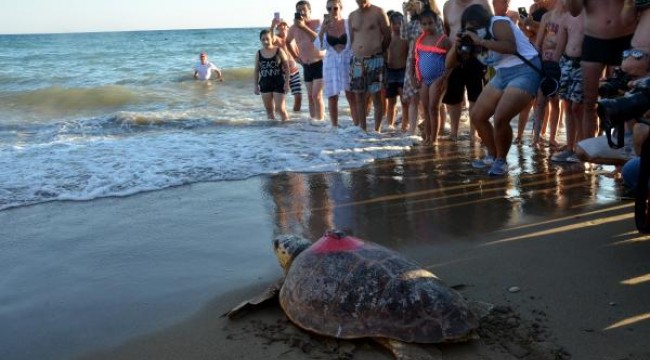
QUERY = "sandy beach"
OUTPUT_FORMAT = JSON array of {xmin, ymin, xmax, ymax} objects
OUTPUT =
[{"xmin": 2, "ymin": 143, "xmax": 649, "ymax": 360}]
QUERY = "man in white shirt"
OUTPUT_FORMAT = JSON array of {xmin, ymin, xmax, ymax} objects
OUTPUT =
[{"xmin": 194, "ymin": 52, "xmax": 223, "ymax": 81}]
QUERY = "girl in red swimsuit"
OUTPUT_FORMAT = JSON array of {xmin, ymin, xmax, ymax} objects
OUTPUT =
[{"xmin": 413, "ymin": 10, "xmax": 451, "ymax": 145}]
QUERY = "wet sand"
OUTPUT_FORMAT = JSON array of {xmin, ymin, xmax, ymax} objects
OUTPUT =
[{"xmin": 2, "ymin": 139, "xmax": 650, "ymax": 360}]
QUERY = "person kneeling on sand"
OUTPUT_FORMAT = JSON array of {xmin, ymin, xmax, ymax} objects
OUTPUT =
[{"xmin": 194, "ymin": 52, "xmax": 223, "ymax": 81}]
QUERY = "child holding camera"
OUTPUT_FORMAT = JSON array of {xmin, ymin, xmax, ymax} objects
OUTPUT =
[{"xmin": 412, "ymin": 9, "xmax": 451, "ymax": 145}]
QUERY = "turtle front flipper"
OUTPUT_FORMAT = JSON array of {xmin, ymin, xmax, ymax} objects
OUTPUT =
[
  {"xmin": 224, "ymin": 278, "xmax": 284, "ymax": 319},
  {"xmin": 373, "ymin": 338, "xmax": 442, "ymax": 360}
]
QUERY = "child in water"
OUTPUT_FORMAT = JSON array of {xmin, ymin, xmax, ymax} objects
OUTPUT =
[
  {"xmin": 413, "ymin": 9, "xmax": 450, "ymax": 145},
  {"xmin": 254, "ymin": 29, "xmax": 291, "ymax": 121}
]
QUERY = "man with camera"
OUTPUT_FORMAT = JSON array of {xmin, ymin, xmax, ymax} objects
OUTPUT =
[
  {"xmin": 442, "ymin": 0, "xmax": 492, "ymax": 141},
  {"xmin": 286, "ymin": 1, "xmax": 326, "ymax": 121}
]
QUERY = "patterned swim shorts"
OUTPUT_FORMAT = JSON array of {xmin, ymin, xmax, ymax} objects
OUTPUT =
[
  {"xmin": 558, "ymin": 54, "xmax": 583, "ymax": 103},
  {"xmin": 349, "ymin": 53, "xmax": 385, "ymax": 94}
]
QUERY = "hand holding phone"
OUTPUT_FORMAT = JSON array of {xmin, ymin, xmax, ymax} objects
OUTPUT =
[
  {"xmin": 517, "ymin": 7, "xmax": 528, "ymax": 18},
  {"xmin": 323, "ymin": 14, "xmax": 331, "ymax": 25}
]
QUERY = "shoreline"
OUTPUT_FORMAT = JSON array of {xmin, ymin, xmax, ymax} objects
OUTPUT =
[{"xmin": 2, "ymin": 145, "xmax": 649, "ymax": 360}]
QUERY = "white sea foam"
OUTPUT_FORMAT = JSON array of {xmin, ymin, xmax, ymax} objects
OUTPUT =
[{"xmin": 0, "ymin": 118, "xmax": 415, "ymax": 210}]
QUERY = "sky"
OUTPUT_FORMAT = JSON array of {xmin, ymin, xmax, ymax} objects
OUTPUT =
[{"xmin": 0, "ymin": 0, "xmax": 531, "ymax": 35}]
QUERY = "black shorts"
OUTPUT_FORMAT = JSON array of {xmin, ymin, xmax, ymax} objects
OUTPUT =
[
  {"xmin": 302, "ymin": 60, "xmax": 323, "ymax": 82},
  {"xmin": 385, "ymin": 67, "xmax": 405, "ymax": 98},
  {"xmin": 442, "ymin": 57, "xmax": 486, "ymax": 105},
  {"xmin": 582, "ymin": 34, "xmax": 632, "ymax": 66},
  {"xmin": 259, "ymin": 78, "xmax": 286, "ymax": 94}
]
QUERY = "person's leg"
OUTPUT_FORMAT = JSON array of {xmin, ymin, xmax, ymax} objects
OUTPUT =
[
  {"xmin": 399, "ymin": 89, "xmax": 409, "ymax": 132},
  {"xmin": 328, "ymin": 95, "xmax": 339, "ymax": 127},
  {"xmin": 515, "ymin": 99, "xmax": 533, "ymax": 143},
  {"xmin": 293, "ymin": 94, "xmax": 303, "ymax": 112},
  {"xmin": 408, "ymin": 94, "xmax": 420, "ymax": 135},
  {"xmin": 470, "ymin": 84, "xmax": 502, "ymax": 157},
  {"xmin": 262, "ymin": 93, "xmax": 275, "ymax": 120},
  {"xmin": 571, "ymin": 101, "xmax": 584, "ymax": 145},
  {"xmin": 290, "ymin": 70, "xmax": 303, "ymax": 112},
  {"xmin": 312, "ymin": 79, "xmax": 324, "ymax": 120},
  {"xmin": 387, "ymin": 97, "xmax": 397, "ymax": 127},
  {"xmin": 274, "ymin": 92, "xmax": 289, "ymax": 121},
  {"xmin": 439, "ymin": 104, "xmax": 447, "ymax": 138},
  {"xmin": 493, "ymin": 87, "xmax": 535, "ymax": 159},
  {"xmin": 429, "ymin": 78, "xmax": 445, "ymax": 143},
  {"xmin": 372, "ymin": 91, "xmax": 384, "ymax": 133},
  {"xmin": 355, "ymin": 91, "xmax": 369, "ymax": 130},
  {"xmin": 548, "ymin": 95, "xmax": 561, "ymax": 148},
  {"xmin": 419, "ymin": 85, "xmax": 431, "ymax": 143},
  {"xmin": 344, "ymin": 91, "xmax": 357, "ymax": 126},
  {"xmin": 305, "ymin": 81, "xmax": 315, "ymax": 118},
  {"xmin": 580, "ymin": 61, "xmax": 605, "ymax": 140},
  {"xmin": 532, "ymin": 90, "xmax": 546, "ymax": 145}
]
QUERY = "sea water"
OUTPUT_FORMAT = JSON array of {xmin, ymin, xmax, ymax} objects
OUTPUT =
[{"xmin": 0, "ymin": 28, "xmax": 416, "ymax": 211}]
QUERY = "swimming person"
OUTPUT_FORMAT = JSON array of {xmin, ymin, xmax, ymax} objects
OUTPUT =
[{"xmin": 193, "ymin": 52, "xmax": 223, "ymax": 81}]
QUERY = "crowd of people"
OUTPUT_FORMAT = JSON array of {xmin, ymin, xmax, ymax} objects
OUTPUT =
[{"xmin": 199, "ymin": 0, "xmax": 650, "ymax": 179}]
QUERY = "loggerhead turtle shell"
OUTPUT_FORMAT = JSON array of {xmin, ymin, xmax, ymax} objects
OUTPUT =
[{"xmin": 278, "ymin": 231, "xmax": 478, "ymax": 343}]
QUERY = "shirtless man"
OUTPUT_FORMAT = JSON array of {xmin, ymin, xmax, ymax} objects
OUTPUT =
[
  {"xmin": 532, "ymin": 0, "xmax": 562, "ymax": 147},
  {"xmin": 286, "ymin": 1, "xmax": 325, "ymax": 120},
  {"xmin": 348, "ymin": 0, "xmax": 391, "ymax": 131},
  {"xmin": 272, "ymin": 18, "xmax": 303, "ymax": 112},
  {"xmin": 442, "ymin": 0, "xmax": 492, "ymax": 140},
  {"xmin": 386, "ymin": 12, "xmax": 410, "ymax": 131},
  {"xmin": 551, "ymin": 0, "xmax": 584, "ymax": 162},
  {"xmin": 567, "ymin": 0, "xmax": 637, "ymax": 140}
]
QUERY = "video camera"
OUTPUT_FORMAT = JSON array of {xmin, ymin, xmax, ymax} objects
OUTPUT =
[{"xmin": 597, "ymin": 75, "xmax": 650, "ymax": 149}]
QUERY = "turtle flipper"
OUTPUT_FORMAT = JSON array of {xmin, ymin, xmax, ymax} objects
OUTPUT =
[
  {"xmin": 224, "ymin": 278, "xmax": 283, "ymax": 319},
  {"xmin": 373, "ymin": 338, "xmax": 442, "ymax": 360}
]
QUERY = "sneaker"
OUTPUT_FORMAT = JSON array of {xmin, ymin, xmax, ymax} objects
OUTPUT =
[
  {"xmin": 551, "ymin": 149, "xmax": 574, "ymax": 162},
  {"xmin": 488, "ymin": 158, "xmax": 508, "ymax": 176},
  {"xmin": 471, "ymin": 155, "xmax": 495, "ymax": 169}
]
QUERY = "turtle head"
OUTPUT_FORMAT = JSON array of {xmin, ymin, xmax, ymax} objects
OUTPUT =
[{"xmin": 272, "ymin": 234, "xmax": 311, "ymax": 273}]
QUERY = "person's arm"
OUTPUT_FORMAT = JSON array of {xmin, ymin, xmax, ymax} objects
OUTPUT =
[
  {"xmin": 534, "ymin": 13, "xmax": 549, "ymax": 51},
  {"xmin": 553, "ymin": 19, "xmax": 568, "ymax": 63},
  {"xmin": 194, "ymin": 69, "xmax": 199, "ymax": 79},
  {"xmin": 253, "ymin": 52, "xmax": 260, "ymax": 95},
  {"xmin": 446, "ymin": 35, "xmax": 461, "ymax": 68},
  {"xmin": 285, "ymin": 28, "xmax": 301, "ymax": 63},
  {"xmin": 279, "ymin": 48, "xmax": 291, "ymax": 93},
  {"xmin": 296, "ymin": 19, "xmax": 319, "ymax": 42},
  {"xmin": 442, "ymin": 2, "xmax": 451, "ymax": 36},
  {"xmin": 566, "ymin": 0, "xmax": 584, "ymax": 17},
  {"xmin": 476, "ymin": 20, "xmax": 517, "ymax": 54},
  {"xmin": 316, "ymin": 17, "xmax": 328, "ymax": 50},
  {"xmin": 380, "ymin": 10, "xmax": 392, "ymax": 53}
]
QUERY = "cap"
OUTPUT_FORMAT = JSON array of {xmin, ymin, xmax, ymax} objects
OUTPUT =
[{"xmin": 278, "ymin": 19, "xmax": 288, "ymax": 26}]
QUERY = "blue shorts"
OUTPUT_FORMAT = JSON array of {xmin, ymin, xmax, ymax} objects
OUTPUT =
[{"xmin": 489, "ymin": 57, "xmax": 542, "ymax": 96}]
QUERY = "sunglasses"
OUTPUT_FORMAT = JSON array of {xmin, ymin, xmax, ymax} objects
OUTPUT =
[
  {"xmin": 622, "ymin": 49, "xmax": 648, "ymax": 60},
  {"xmin": 326, "ymin": 6, "xmax": 340, "ymax": 11}
]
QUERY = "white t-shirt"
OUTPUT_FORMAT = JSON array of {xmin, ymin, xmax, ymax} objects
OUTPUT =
[
  {"xmin": 477, "ymin": 16, "xmax": 538, "ymax": 69},
  {"xmin": 194, "ymin": 62, "xmax": 220, "ymax": 80}
]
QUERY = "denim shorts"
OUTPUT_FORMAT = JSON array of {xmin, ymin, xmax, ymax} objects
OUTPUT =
[{"xmin": 489, "ymin": 57, "xmax": 542, "ymax": 96}]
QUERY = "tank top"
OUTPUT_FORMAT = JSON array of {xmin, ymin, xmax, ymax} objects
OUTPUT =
[
  {"xmin": 258, "ymin": 49, "xmax": 284, "ymax": 87},
  {"xmin": 478, "ymin": 16, "xmax": 538, "ymax": 69}
]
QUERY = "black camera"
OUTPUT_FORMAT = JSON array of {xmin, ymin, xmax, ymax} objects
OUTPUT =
[
  {"xmin": 597, "ymin": 75, "xmax": 650, "ymax": 148},
  {"xmin": 598, "ymin": 68, "xmax": 631, "ymax": 98},
  {"xmin": 457, "ymin": 33, "xmax": 476, "ymax": 55}
]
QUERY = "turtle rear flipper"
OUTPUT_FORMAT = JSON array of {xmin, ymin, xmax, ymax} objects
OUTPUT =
[
  {"xmin": 374, "ymin": 338, "xmax": 442, "ymax": 360},
  {"xmin": 224, "ymin": 278, "xmax": 283, "ymax": 319}
]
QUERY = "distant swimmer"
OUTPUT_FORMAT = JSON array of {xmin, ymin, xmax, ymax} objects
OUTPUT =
[{"xmin": 193, "ymin": 52, "xmax": 224, "ymax": 81}]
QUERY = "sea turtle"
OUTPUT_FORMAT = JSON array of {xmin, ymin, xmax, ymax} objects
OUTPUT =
[{"xmin": 227, "ymin": 230, "xmax": 485, "ymax": 359}]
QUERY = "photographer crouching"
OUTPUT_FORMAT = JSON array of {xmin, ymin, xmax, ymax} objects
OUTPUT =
[{"xmin": 447, "ymin": 4, "xmax": 542, "ymax": 176}]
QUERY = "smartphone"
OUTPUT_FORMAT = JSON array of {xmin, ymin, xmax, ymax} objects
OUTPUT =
[
  {"xmin": 294, "ymin": 12, "xmax": 302, "ymax": 20},
  {"xmin": 323, "ymin": 14, "xmax": 331, "ymax": 23},
  {"xmin": 274, "ymin": 12, "xmax": 280, "ymax": 21},
  {"xmin": 518, "ymin": 7, "xmax": 528, "ymax": 18}
]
